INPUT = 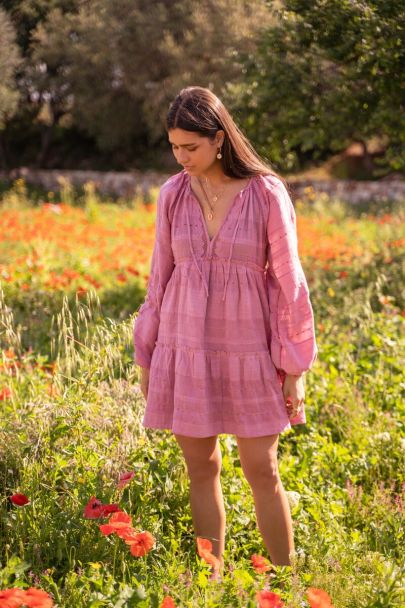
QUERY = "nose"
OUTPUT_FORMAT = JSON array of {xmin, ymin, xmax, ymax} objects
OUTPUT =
[{"xmin": 177, "ymin": 151, "xmax": 190, "ymax": 164}]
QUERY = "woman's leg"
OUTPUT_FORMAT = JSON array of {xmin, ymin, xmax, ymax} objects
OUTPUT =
[
  {"xmin": 236, "ymin": 433, "xmax": 294, "ymax": 566},
  {"xmin": 174, "ymin": 433, "xmax": 225, "ymax": 571}
]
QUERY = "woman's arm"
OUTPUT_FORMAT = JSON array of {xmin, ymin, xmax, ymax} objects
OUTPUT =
[
  {"xmin": 264, "ymin": 176, "xmax": 318, "ymax": 376},
  {"xmin": 133, "ymin": 186, "xmax": 175, "ymax": 369}
]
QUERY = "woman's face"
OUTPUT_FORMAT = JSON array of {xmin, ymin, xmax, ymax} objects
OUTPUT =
[{"xmin": 168, "ymin": 128, "xmax": 224, "ymax": 176}]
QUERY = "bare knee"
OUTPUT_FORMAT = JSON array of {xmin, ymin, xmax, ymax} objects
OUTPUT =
[
  {"xmin": 236, "ymin": 435, "xmax": 280, "ymax": 491},
  {"xmin": 174, "ymin": 434, "xmax": 222, "ymax": 484},
  {"xmin": 242, "ymin": 456, "xmax": 280, "ymax": 491}
]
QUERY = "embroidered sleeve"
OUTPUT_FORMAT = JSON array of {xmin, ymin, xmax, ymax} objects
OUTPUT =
[
  {"xmin": 133, "ymin": 187, "xmax": 175, "ymax": 368},
  {"xmin": 264, "ymin": 176, "xmax": 318, "ymax": 375}
]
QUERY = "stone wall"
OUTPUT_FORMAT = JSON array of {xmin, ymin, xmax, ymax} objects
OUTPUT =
[{"xmin": 1, "ymin": 167, "xmax": 404, "ymax": 204}]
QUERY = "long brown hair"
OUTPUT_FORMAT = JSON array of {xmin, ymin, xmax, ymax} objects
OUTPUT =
[{"xmin": 166, "ymin": 86, "xmax": 287, "ymax": 188}]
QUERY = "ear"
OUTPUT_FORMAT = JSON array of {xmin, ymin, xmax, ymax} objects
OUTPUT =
[{"xmin": 216, "ymin": 129, "xmax": 225, "ymax": 146}]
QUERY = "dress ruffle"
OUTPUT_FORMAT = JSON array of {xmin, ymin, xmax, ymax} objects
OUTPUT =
[{"xmin": 144, "ymin": 341, "xmax": 305, "ymax": 438}]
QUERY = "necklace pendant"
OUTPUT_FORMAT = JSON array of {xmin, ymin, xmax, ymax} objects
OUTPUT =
[
  {"xmin": 207, "ymin": 212, "xmax": 214, "ymax": 221},
  {"xmin": 213, "ymin": 196, "xmax": 218, "ymax": 202}
]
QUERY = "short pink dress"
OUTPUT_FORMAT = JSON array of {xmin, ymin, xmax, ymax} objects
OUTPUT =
[{"xmin": 133, "ymin": 169, "xmax": 318, "ymax": 437}]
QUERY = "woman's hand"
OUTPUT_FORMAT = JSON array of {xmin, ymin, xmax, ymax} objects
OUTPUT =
[
  {"xmin": 282, "ymin": 373, "xmax": 305, "ymax": 419},
  {"xmin": 140, "ymin": 367, "xmax": 150, "ymax": 399}
]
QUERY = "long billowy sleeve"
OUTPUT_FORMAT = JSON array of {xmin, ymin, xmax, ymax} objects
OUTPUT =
[
  {"xmin": 264, "ymin": 177, "xmax": 318, "ymax": 375},
  {"xmin": 133, "ymin": 187, "xmax": 175, "ymax": 368}
]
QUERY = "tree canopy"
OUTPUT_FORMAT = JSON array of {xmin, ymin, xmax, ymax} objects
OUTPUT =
[{"xmin": 0, "ymin": 0, "xmax": 403, "ymax": 174}]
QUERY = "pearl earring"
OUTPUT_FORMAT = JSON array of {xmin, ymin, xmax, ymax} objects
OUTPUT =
[{"xmin": 216, "ymin": 148, "xmax": 222, "ymax": 160}]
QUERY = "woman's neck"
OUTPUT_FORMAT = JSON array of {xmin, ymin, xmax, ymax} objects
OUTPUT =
[{"xmin": 198, "ymin": 163, "xmax": 231, "ymax": 188}]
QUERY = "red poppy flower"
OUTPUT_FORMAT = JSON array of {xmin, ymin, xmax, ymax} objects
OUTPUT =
[
  {"xmin": 306, "ymin": 587, "xmax": 334, "ymax": 608},
  {"xmin": 83, "ymin": 497, "xmax": 104, "ymax": 519},
  {"xmin": 0, "ymin": 387, "xmax": 12, "ymax": 400},
  {"xmin": 126, "ymin": 531, "xmax": 155, "ymax": 557},
  {"xmin": 256, "ymin": 589, "xmax": 285, "ymax": 607},
  {"xmin": 24, "ymin": 587, "xmax": 54, "ymax": 607},
  {"xmin": 100, "ymin": 503, "xmax": 120, "ymax": 516},
  {"xmin": 99, "ymin": 510, "xmax": 133, "ymax": 535},
  {"xmin": 160, "ymin": 597, "xmax": 176, "ymax": 608},
  {"xmin": 0, "ymin": 587, "xmax": 27, "ymax": 607},
  {"xmin": 118, "ymin": 471, "xmax": 135, "ymax": 489},
  {"xmin": 251, "ymin": 553, "xmax": 272, "ymax": 573},
  {"xmin": 83, "ymin": 497, "xmax": 120, "ymax": 519},
  {"xmin": 196, "ymin": 537, "xmax": 220, "ymax": 571},
  {"xmin": 10, "ymin": 493, "xmax": 30, "ymax": 506},
  {"xmin": 0, "ymin": 587, "xmax": 54, "ymax": 607}
]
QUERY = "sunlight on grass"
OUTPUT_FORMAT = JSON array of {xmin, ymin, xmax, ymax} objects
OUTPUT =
[{"xmin": 0, "ymin": 178, "xmax": 404, "ymax": 607}]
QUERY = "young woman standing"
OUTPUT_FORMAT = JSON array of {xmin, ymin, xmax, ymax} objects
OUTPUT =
[{"xmin": 134, "ymin": 86, "xmax": 318, "ymax": 577}]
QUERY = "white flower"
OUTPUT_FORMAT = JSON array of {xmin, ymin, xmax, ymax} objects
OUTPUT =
[
  {"xmin": 286, "ymin": 491, "xmax": 301, "ymax": 509},
  {"xmin": 374, "ymin": 432, "xmax": 391, "ymax": 443}
]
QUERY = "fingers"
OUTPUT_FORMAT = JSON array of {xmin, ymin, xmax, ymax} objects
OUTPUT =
[{"xmin": 285, "ymin": 398, "xmax": 304, "ymax": 419}]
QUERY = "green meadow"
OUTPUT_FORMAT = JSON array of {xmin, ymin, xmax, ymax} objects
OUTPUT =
[{"xmin": 0, "ymin": 183, "xmax": 404, "ymax": 607}]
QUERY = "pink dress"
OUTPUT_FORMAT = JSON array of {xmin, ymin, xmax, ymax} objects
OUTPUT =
[{"xmin": 133, "ymin": 169, "xmax": 318, "ymax": 437}]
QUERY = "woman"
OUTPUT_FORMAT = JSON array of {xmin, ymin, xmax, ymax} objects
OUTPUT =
[{"xmin": 133, "ymin": 86, "xmax": 318, "ymax": 576}]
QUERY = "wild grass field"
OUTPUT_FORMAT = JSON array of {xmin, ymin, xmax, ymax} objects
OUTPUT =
[{"xmin": 0, "ymin": 178, "xmax": 404, "ymax": 607}]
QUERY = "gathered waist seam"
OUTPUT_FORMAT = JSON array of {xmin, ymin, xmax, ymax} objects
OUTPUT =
[
  {"xmin": 175, "ymin": 257, "xmax": 266, "ymax": 273},
  {"xmin": 155, "ymin": 341, "xmax": 270, "ymax": 356}
]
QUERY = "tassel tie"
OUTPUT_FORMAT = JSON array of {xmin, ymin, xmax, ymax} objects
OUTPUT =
[
  {"xmin": 186, "ymin": 193, "xmax": 247, "ymax": 302},
  {"xmin": 186, "ymin": 203, "xmax": 209, "ymax": 298},
  {"xmin": 221, "ymin": 196, "xmax": 246, "ymax": 301}
]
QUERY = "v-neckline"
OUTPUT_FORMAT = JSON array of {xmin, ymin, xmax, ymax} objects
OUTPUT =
[{"xmin": 186, "ymin": 172, "xmax": 253, "ymax": 246}]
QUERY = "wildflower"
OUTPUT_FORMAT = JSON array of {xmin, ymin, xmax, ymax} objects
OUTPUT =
[
  {"xmin": 24, "ymin": 587, "xmax": 54, "ymax": 607},
  {"xmin": 10, "ymin": 493, "xmax": 30, "ymax": 506},
  {"xmin": 374, "ymin": 432, "xmax": 391, "ymax": 443},
  {"xmin": 76, "ymin": 286, "xmax": 87, "ymax": 297},
  {"xmin": 99, "ymin": 510, "xmax": 132, "ymax": 535},
  {"xmin": 160, "ymin": 597, "xmax": 176, "ymax": 608},
  {"xmin": 256, "ymin": 589, "xmax": 284, "ymax": 607},
  {"xmin": 118, "ymin": 471, "xmax": 135, "ymax": 489},
  {"xmin": 285, "ymin": 491, "xmax": 301, "ymax": 509},
  {"xmin": 0, "ymin": 587, "xmax": 27, "ymax": 607},
  {"xmin": 196, "ymin": 537, "xmax": 221, "ymax": 571},
  {"xmin": 0, "ymin": 387, "xmax": 12, "ymax": 400},
  {"xmin": 102, "ymin": 503, "xmax": 120, "ymax": 515},
  {"xmin": 251, "ymin": 553, "xmax": 271, "ymax": 573},
  {"xmin": 125, "ymin": 531, "xmax": 155, "ymax": 557},
  {"xmin": 83, "ymin": 497, "xmax": 120, "ymax": 519},
  {"xmin": 0, "ymin": 586, "xmax": 54, "ymax": 607},
  {"xmin": 306, "ymin": 587, "xmax": 334, "ymax": 608}
]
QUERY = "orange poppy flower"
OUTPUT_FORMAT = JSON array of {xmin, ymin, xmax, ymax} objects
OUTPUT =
[
  {"xmin": 196, "ymin": 537, "xmax": 221, "ymax": 571},
  {"xmin": 306, "ymin": 587, "xmax": 334, "ymax": 608},
  {"xmin": 0, "ymin": 586, "xmax": 54, "ymax": 607},
  {"xmin": 0, "ymin": 587, "xmax": 27, "ymax": 607},
  {"xmin": 23, "ymin": 587, "xmax": 54, "ymax": 607},
  {"xmin": 160, "ymin": 597, "xmax": 176, "ymax": 608},
  {"xmin": 125, "ymin": 531, "xmax": 156, "ymax": 557},
  {"xmin": 99, "ymin": 510, "xmax": 132, "ymax": 535},
  {"xmin": 256, "ymin": 589, "xmax": 284, "ymax": 607},
  {"xmin": 251, "ymin": 553, "xmax": 272, "ymax": 573}
]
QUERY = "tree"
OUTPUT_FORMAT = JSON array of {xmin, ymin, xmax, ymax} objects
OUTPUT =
[
  {"xmin": 21, "ymin": 0, "xmax": 271, "ymax": 165},
  {"xmin": 0, "ymin": 8, "xmax": 21, "ymax": 129},
  {"xmin": 229, "ymin": 0, "xmax": 405, "ymax": 174},
  {"xmin": 0, "ymin": 7, "xmax": 22, "ymax": 167}
]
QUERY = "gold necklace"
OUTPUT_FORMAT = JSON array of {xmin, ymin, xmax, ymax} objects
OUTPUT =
[{"xmin": 197, "ymin": 176, "xmax": 228, "ymax": 221}]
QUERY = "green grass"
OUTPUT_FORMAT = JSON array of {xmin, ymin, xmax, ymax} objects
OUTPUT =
[{"xmin": 0, "ymin": 186, "xmax": 404, "ymax": 607}]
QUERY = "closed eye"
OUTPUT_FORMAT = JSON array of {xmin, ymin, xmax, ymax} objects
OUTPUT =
[{"xmin": 171, "ymin": 144, "xmax": 197, "ymax": 151}]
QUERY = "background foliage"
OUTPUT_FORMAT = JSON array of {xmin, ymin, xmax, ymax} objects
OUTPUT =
[{"xmin": 0, "ymin": 0, "xmax": 404, "ymax": 174}]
